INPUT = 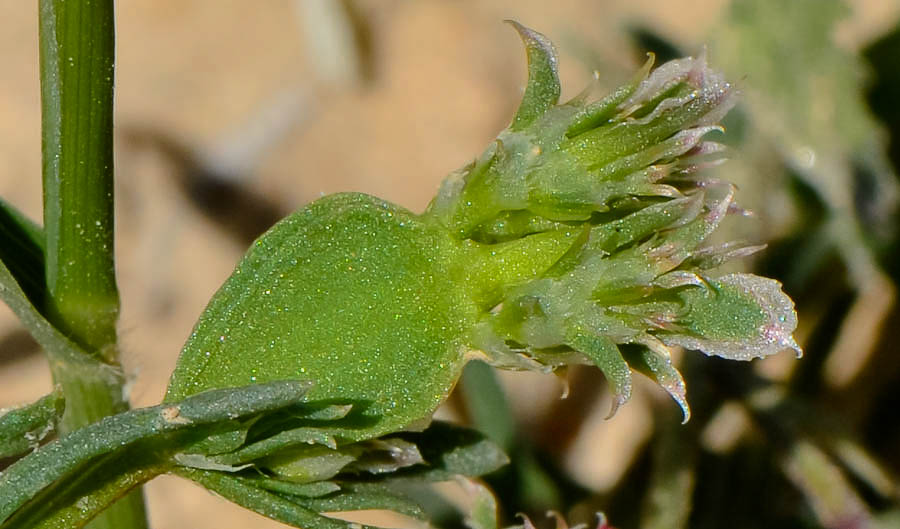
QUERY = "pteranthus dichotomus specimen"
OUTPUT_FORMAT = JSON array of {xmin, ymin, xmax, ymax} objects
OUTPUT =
[
  {"xmin": 0, "ymin": 23, "xmax": 803, "ymax": 529},
  {"xmin": 167, "ymin": 23, "xmax": 799, "ymax": 432}
]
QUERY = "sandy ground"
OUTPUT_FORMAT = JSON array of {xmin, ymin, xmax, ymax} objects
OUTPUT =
[{"xmin": 1, "ymin": 1, "xmax": 897, "ymax": 528}]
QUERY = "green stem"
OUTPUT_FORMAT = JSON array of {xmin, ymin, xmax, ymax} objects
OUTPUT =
[
  {"xmin": 40, "ymin": 0, "xmax": 119, "ymax": 358},
  {"xmin": 38, "ymin": 1, "xmax": 146, "ymax": 528}
]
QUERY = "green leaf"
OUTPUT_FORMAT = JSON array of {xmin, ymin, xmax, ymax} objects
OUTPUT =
[
  {"xmin": 623, "ymin": 345, "xmax": 689, "ymax": 422},
  {"xmin": 459, "ymin": 361, "xmax": 516, "ymax": 451},
  {"xmin": 0, "ymin": 253, "xmax": 113, "ymax": 376},
  {"xmin": 172, "ymin": 453, "xmax": 253, "ymax": 473},
  {"xmin": 192, "ymin": 401, "xmax": 354, "ymax": 463},
  {"xmin": 0, "ymin": 198, "xmax": 45, "ymax": 309},
  {"xmin": 289, "ymin": 482, "xmax": 426, "ymax": 520},
  {"xmin": 428, "ymin": 49, "xmax": 734, "ymax": 237},
  {"xmin": 171, "ymin": 421, "xmax": 504, "ymax": 525},
  {"xmin": 213, "ymin": 426, "xmax": 338, "ymax": 466},
  {"xmin": 346, "ymin": 438, "xmax": 424, "ymax": 474},
  {"xmin": 388, "ymin": 422, "xmax": 510, "ymax": 482},
  {"xmin": 0, "ymin": 381, "xmax": 311, "ymax": 523},
  {"xmin": 662, "ymin": 273, "xmax": 801, "ymax": 361},
  {"xmin": 262, "ymin": 446, "xmax": 359, "ymax": 484},
  {"xmin": 249, "ymin": 478, "xmax": 342, "ymax": 498},
  {"xmin": 180, "ymin": 472, "xmax": 426, "ymax": 522},
  {"xmin": 0, "ymin": 389, "xmax": 63, "ymax": 460},
  {"xmin": 1, "ymin": 445, "xmax": 163, "ymax": 529},
  {"xmin": 507, "ymin": 21, "xmax": 561, "ymax": 131},
  {"xmin": 566, "ymin": 332, "xmax": 632, "ymax": 417},
  {"xmin": 165, "ymin": 193, "xmax": 481, "ymax": 443},
  {"xmin": 564, "ymin": 55, "xmax": 652, "ymax": 138},
  {"xmin": 462, "ymin": 479, "xmax": 499, "ymax": 529},
  {"xmin": 182, "ymin": 422, "xmax": 253, "ymax": 456},
  {"xmin": 174, "ymin": 468, "xmax": 369, "ymax": 529}
]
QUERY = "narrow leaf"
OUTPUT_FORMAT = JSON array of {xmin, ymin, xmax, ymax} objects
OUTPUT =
[
  {"xmin": 348, "ymin": 438, "xmax": 424, "ymax": 474},
  {"xmin": 0, "ymin": 258, "xmax": 113, "ymax": 374},
  {"xmin": 174, "ymin": 468, "xmax": 369, "ymax": 529},
  {"xmin": 459, "ymin": 361, "xmax": 516, "ymax": 451},
  {"xmin": 0, "ymin": 198, "xmax": 45, "ymax": 308},
  {"xmin": 215, "ymin": 427, "xmax": 338, "ymax": 466},
  {"xmin": 566, "ymin": 332, "xmax": 632, "ymax": 418},
  {"xmin": 390, "ymin": 422, "xmax": 510, "ymax": 482},
  {"xmin": 0, "ymin": 381, "xmax": 310, "ymax": 522},
  {"xmin": 623, "ymin": 345, "xmax": 690, "ymax": 423},
  {"xmin": 183, "ymin": 423, "xmax": 253, "ymax": 456},
  {"xmin": 0, "ymin": 389, "xmax": 64, "ymax": 459},
  {"xmin": 461, "ymin": 479, "xmax": 499, "ymax": 529},
  {"xmin": 263, "ymin": 446, "xmax": 358, "ymax": 484},
  {"xmin": 290, "ymin": 482, "xmax": 426, "ymax": 520},
  {"xmin": 508, "ymin": 21, "xmax": 561, "ymax": 131},
  {"xmin": 173, "ymin": 453, "xmax": 253, "ymax": 473},
  {"xmin": 0, "ymin": 447, "xmax": 165, "ymax": 529},
  {"xmin": 251, "ymin": 478, "xmax": 342, "ymax": 498}
]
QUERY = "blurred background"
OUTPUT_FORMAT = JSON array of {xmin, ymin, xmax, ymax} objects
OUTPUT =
[{"xmin": 2, "ymin": 0, "xmax": 900, "ymax": 527}]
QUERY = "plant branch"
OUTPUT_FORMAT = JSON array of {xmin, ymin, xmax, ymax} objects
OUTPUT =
[
  {"xmin": 0, "ymin": 382, "xmax": 311, "ymax": 528},
  {"xmin": 38, "ymin": 1, "xmax": 145, "ymax": 527},
  {"xmin": 40, "ymin": 0, "xmax": 118, "ymax": 358}
]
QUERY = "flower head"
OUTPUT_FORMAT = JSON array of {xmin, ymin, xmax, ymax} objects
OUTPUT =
[{"xmin": 428, "ymin": 23, "xmax": 800, "ymax": 420}]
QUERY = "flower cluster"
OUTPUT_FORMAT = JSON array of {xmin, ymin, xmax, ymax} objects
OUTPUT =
[{"xmin": 429, "ymin": 23, "xmax": 800, "ymax": 420}]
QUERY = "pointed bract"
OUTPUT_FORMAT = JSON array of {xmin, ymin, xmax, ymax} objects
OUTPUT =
[{"xmin": 507, "ymin": 21, "xmax": 561, "ymax": 131}]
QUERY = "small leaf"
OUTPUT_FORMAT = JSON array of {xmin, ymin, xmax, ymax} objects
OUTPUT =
[
  {"xmin": 291, "ymin": 482, "xmax": 426, "ymax": 520},
  {"xmin": 252, "ymin": 478, "xmax": 342, "ymax": 498},
  {"xmin": 215, "ymin": 427, "xmax": 339, "ymax": 466},
  {"xmin": 389, "ymin": 422, "xmax": 510, "ymax": 482},
  {"xmin": 0, "ymin": 254, "xmax": 109, "ymax": 373},
  {"xmin": 587, "ymin": 194, "xmax": 704, "ymax": 255},
  {"xmin": 662, "ymin": 273, "xmax": 801, "ymax": 361},
  {"xmin": 0, "ymin": 198, "xmax": 45, "ymax": 308},
  {"xmin": 175, "ymin": 467, "xmax": 371, "ymax": 529},
  {"xmin": 173, "ymin": 453, "xmax": 253, "ymax": 472},
  {"xmin": 507, "ymin": 21, "xmax": 561, "ymax": 131},
  {"xmin": 566, "ymin": 332, "xmax": 632, "ymax": 418},
  {"xmin": 302, "ymin": 403, "xmax": 355, "ymax": 422},
  {"xmin": 178, "ymin": 468, "xmax": 426, "ymax": 525},
  {"xmin": 565, "ymin": 54, "xmax": 653, "ymax": 137},
  {"xmin": 183, "ymin": 423, "xmax": 253, "ymax": 456},
  {"xmin": 232, "ymin": 428, "xmax": 448, "ymax": 485},
  {"xmin": 459, "ymin": 361, "xmax": 517, "ymax": 451},
  {"xmin": 263, "ymin": 446, "xmax": 359, "ymax": 484},
  {"xmin": 0, "ymin": 389, "xmax": 64, "ymax": 459},
  {"xmin": 461, "ymin": 478, "xmax": 499, "ymax": 529},
  {"xmin": 623, "ymin": 344, "xmax": 690, "ymax": 423},
  {"xmin": 348, "ymin": 438, "xmax": 424, "ymax": 474}
]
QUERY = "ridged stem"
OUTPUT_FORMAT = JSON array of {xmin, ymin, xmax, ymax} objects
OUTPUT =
[{"xmin": 38, "ymin": 1, "xmax": 148, "ymax": 527}]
